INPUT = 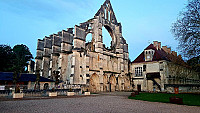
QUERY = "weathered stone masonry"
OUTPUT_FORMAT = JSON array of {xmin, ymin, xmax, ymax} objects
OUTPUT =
[{"xmin": 34, "ymin": 0, "xmax": 131, "ymax": 92}]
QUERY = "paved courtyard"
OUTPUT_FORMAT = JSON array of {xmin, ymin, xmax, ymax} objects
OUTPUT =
[{"xmin": 0, "ymin": 92, "xmax": 199, "ymax": 113}]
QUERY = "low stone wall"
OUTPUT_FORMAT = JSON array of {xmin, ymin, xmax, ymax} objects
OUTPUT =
[
  {"xmin": 13, "ymin": 93, "xmax": 23, "ymax": 98},
  {"xmin": 84, "ymin": 92, "xmax": 90, "ymax": 95},
  {"xmin": 165, "ymin": 85, "xmax": 200, "ymax": 93},
  {"xmin": 67, "ymin": 92, "xmax": 74, "ymax": 96},
  {"xmin": 49, "ymin": 92, "xmax": 57, "ymax": 97}
]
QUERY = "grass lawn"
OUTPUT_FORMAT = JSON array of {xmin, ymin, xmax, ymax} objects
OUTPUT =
[{"xmin": 128, "ymin": 92, "xmax": 200, "ymax": 106}]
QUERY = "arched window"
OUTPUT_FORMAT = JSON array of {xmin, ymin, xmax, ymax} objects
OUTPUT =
[
  {"xmin": 102, "ymin": 26, "xmax": 112, "ymax": 49},
  {"xmin": 104, "ymin": 8, "xmax": 107, "ymax": 19},
  {"xmin": 86, "ymin": 33, "xmax": 92, "ymax": 43},
  {"xmin": 44, "ymin": 83, "xmax": 49, "ymax": 90},
  {"xmin": 108, "ymin": 11, "xmax": 110, "ymax": 21}
]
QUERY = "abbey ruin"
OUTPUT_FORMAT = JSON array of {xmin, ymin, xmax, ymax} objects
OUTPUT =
[{"xmin": 34, "ymin": 0, "xmax": 131, "ymax": 92}]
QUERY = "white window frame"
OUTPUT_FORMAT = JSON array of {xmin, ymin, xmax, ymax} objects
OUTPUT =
[{"xmin": 135, "ymin": 67, "xmax": 143, "ymax": 76}]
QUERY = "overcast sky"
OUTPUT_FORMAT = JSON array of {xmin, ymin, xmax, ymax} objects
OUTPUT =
[{"xmin": 0, "ymin": 0, "xmax": 188, "ymax": 61}]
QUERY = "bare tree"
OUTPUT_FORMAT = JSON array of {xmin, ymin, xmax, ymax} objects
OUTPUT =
[{"xmin": 171, "ymin": 0, "xmax": 200, "ymax": 58}]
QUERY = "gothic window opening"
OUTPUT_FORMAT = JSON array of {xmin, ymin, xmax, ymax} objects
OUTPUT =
[
  {"xmin": 104, "ymin": 8, "xmax": 107, "ymax": 19},
  {"xmin": 86, "ymin": 33, "xmax": 92, "ymax": 43},
  {"xmin": 108, "ymin": 11, "xmax": 110, "ymax": 21},
  {"xmin": 86, "ymin": 33, "xmax": 94, "ymax": 51},
  {"xmin": 102, "ymin": 26, "xmax": 112, "ymax": 49}
]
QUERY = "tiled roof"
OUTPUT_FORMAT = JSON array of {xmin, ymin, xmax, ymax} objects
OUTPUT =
[
  {"xmin": 0, "ymin": 72, "xmax": 54, "ymax": 82},
  {"xmin": 132, "ymin": 44, "xmax": 187, "ymax": 66}
]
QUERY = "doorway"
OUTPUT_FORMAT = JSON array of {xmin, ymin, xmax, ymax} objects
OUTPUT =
[{"xmin": 137, "ymin": 84, "xmax": 141, "ymax": 92}]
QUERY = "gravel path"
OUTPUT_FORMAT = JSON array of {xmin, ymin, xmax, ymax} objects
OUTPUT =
[{"xmin": 0, "ymin": 93, "xmax": 199, "ymax": 113}]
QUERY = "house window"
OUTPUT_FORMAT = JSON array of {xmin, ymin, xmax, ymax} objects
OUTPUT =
[
  {"xmin": 86, "ymin": 79, "xmax": 90, "ymax": 84},
  {"xmin": 86, "ymin": 74, "xmax": 90, "ymax": 77},
  {"xmin": 144, "ymin": 49, "xmax": 155, "ymax": 62},
  {"xmin": 143, "ymin": 65, "xmax": 146, "ymax": 71},
  {"xmin": 135, "ymin": 67, "xmax": 143, "ymax": 76},
  {"xmin": 160, "ymin": 64, "xmax": 164, "ymax": 71}
]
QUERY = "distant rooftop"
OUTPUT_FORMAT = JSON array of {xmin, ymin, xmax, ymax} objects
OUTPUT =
[
  {"xmin": 0, "ymin": 72, "xmax": 54, "ymax": 82},
  {"xmin": 132, "ymin": 41, "xmax": 187, "ymax": 67}
]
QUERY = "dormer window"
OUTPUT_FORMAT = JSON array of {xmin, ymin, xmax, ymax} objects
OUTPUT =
[{"xmin": 144, "ymin": 49, "xmax": 155, "ymax": 61}]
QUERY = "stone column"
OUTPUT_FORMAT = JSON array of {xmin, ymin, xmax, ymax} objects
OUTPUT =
[
  {"xmin": 73, "ymin": 25, "xmax": 86, "ymax": 84},
  {"xmin": 41, "ymin": 36, "xmax": 52, "ymax": 78},
  {"xmin": 93, "ymin": 18, "xmax": 103, "ymax": 53},
  {"xmin": 59, "ymin": 29, "xmax": 73, "ymax": 83},
  {"xmin": 74, "ymin": 25, "xmax": 86, "ymax": 49},
  {"xmin": 50, "ymin": 34, "xmax": 61, "ymax": 80},
  {"xmin": 35, "ymin": 39, "xmax": 44, "ymax": 74}
]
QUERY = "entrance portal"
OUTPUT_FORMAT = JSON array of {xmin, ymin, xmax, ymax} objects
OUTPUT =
[
  {"xmin": 89, "ymin": 73, "xmax": 100, "ymax": 93},
  {"xmin": 137, "ymin": 84, "xmax": 141, "ymax": 92}
]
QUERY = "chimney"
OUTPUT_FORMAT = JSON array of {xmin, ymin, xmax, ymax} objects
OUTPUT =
[
  {"xmin": 172, "ymin": 51, "xmax": 177, "ymax": 56},
  {"xmin": 178, "ymin": 55, "xmax": 182, "ymax": 59},
  {"xmin": 162, "ymin": 46, "xmax": 168, "ymax": 53},
  {"xmin": 158, "ymin": 42, "xmax": 161, "ymax": 50},
  {"xmin": 167, "ymin": 47, "xmax": 171, "ymax": 54},
  {"xmin": 153, "ymin": 41, "xmax": 158, "ymax": 50}
]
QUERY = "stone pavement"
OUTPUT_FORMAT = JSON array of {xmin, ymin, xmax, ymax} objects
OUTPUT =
[{"xmin": 0, "ymin": 92, "xmax": 199, "ymax": 113}]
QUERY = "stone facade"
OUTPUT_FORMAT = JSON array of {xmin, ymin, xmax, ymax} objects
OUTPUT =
[
  {"xmin": 34, "ymin": 0, "xmax": 131, "ymax": 92},
  {"xmin": 130, "ymin": 41, "xmax": 200, "ymax": 93}
]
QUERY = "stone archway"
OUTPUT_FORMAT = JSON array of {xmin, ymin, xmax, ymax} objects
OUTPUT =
[
  {"xmin": 103, "ymin": 75, "xmax": 108, "ymax": 91},
  {"xmin": 89, "ymin": 73, "xmax": 100, "ymax": 93},
  {"xmin": 124, "ymin": 76, "xmax": 131, "ymax": 91},
  {"xmin": 118, "ymin": 76, "xmax": 122, "ymax": 91},
  {"xmin": 44, "ymin": 83, "xmax": 49, "ymax": 90},
  {"xmin": 109, "ymin": 75, "xmax": 116, "ymax": 92}
]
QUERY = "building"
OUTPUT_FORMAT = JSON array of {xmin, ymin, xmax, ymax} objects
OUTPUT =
[
  {"xmin": 34, "ymin": 0, "xmax": 131, "ymax": 92},
  {"xmin": 130, "ymin": 41, "xmax": 200, "ymax": 93},
  {"xmin": 0, "ymin": 72, "xmax": 55, "ymax": 90}
]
